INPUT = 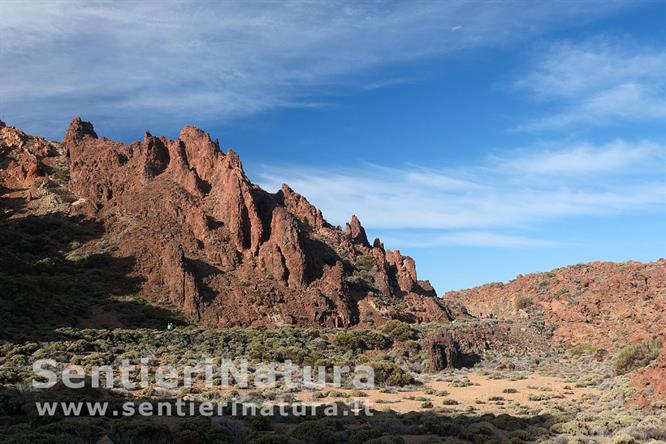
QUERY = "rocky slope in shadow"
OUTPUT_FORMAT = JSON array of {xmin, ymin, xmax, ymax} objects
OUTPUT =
[{"xmin": 0, "ymin": 118, "xmax": 459, "ymax": 329}]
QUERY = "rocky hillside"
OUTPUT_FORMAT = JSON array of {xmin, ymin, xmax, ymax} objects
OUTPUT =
[
  {"xmin": 0, "ymin": 118, "xmax": 457, "ymax": 335},
  {"xmin": 445, "ymin": 260, "xmax": 665, "ymax": 350}
]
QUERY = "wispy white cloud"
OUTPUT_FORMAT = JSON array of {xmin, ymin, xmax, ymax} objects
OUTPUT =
[
  {"xmin": 491, "ymin": 140, "xmax": 662, "ymax": 175},
  {"xmin": 256, "ymin": 139, "xmax": 666, "ymax": 245},
  {"xmin": 515, "ymin": 39, "xmax": 666, "ymax": 130},
  {"xmin": 361, "ymin": 77, "xmax": 420, "ymax": 91},
  {"xmin": 0, "ymin": 0, "xmax": 633, "ymax": 137},
  {"xmin": 379, "ymin": 231, "xmax": 559, "ymax": 248}
]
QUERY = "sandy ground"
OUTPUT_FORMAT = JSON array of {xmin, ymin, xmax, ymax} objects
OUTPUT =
[{"xmin": 293, "ymin": 372, "xmax": 599, "ymax": 415}]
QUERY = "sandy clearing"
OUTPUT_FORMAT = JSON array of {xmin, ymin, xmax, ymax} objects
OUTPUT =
[{"xmin": 293, "ymin": 371, "xmax": 599, "ymax": 415}]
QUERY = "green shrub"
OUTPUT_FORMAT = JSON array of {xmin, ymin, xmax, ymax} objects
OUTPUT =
[
  {"xmin": 355, "ymin": 255, "xmax": 376, "ymax": 272},
  {"xmin": 327, "ymin": 390, "xmax": 349, "ymax": 398},
  {"xmin": 515, "ymin": 297, "xmax": 533, "ymax": 310},
  {"xmin": 612, "ymin": 432, "xmax": 636, "ymax": 444},
  {"xmin": 612, "ymin": 338, "xmax": 662, "ymax": 375},
  {"xmin": 349, "ymin": 426, "xmax": 383, "ymax": 444},
  {"xmin": 348, "ymin": 390, "xmax": 367, "ymax": 397},
  {"xmin": 172, "ymin": 418, "xmax": 235, "ymax": 443},
  {"xmin": 291, "ymin": 418, "xmax": 345, "ymax": 444},
  {"xmin": 381, "ymin": 320, "xmax": 418, "ymax": 341},
  {"xmin": 371, "ymin": 361, "xmax": 415, "ymax": 386},
  {"xmin": 449, "ymin": 378, "xmax": 473, "ymax": 387},
  {"xmin": 567, "ymin": 343, "xmax": 597, "ymax": 357},
  {"xmin": 333, "ymin": 330, "xmax": 390, "ymax": 352},
  {"xmin": 345, "ymin": 255, "xmax": 377, "ymax": 288},
  {"xmin": 347, "ymin": 270, "xmax": 374, "ymax": 287},
  {"xmin": 553, "ymin": 288, "xmax": 569, "ymax": 298},
  {"xmin": 110, "ymin": 420, "xmax": 173, "ymax": 444}
]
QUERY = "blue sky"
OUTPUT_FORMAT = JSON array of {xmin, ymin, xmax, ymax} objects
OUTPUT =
[{"xmin": 2, "ymin": 1, "xmax": 665, "ymax": 292}]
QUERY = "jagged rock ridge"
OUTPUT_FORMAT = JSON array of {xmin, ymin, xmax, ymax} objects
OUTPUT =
[{"xmin": 1, "ymin": 118, "xmax": 456, "ymax": 328}]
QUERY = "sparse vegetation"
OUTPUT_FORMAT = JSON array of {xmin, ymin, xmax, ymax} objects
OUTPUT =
[
  {"xmin": 346, "ymin": 255, "xmax": 376, "ymax": 287},
  {"xmin": 354, "ymin": 255, "xmax": 376, "ymax": 272},
  {"xmin": 2, "ymin": 86, "xmax": 665, "ymax": 444},
  {"xmin": 0, "ymin": 322, "xmax": 664, "ymax": 443},
  {"xmin": 553, "ymin": 288, "xmax": 569, "ymax": 298}
]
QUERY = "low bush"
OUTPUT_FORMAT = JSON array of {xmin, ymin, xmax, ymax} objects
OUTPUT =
[
  {"xmin": 291, "ymin": 418, "xmax": 346, "ymax": 444},
  {"xmin": 333, "ymin": 330, "xmax": 390, "ymax": 352},
  {"xmin": 382, "ymin": 320, "xmax": 418, "ymax": 341},
  {"xmin": 371, "ymin": 361, "xmax": 415, "ymax": 386},
  {"xmin": 349, "ymin": 426, "xmax": 383, "ymax": 444},
  {"xmin": 612, "ymin": 432, "xmax": 636, "ymax": 444},
  {"xmin": 553, "ymin": 288, "xmax": 569, "ymax": 298},
  {"xmin": 612, "ymin": 338, "xmax": 662, "ymax": 375},
  {"xmin": 346, "ymin": 255, "xmax": 377, "ymax": 288},
  {"xmin": 355, "ymin": 255, "xmax": 376, "ymax": 272},
  {"xmin": 515, "ymin": 297, "xmax": 533, "ymax": 310},
  {"xmin": 567, "ymin": 343, "xmax": 597, "ymax": 357}
]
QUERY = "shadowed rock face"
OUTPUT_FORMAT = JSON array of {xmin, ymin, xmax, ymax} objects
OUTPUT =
[
  {"xmin": 428, "ymin": 330, "xmax": 462, "ymax": 371},
  {"xmin": 1, "ymin": 118, "xmax": 454, "ymax": 328}
]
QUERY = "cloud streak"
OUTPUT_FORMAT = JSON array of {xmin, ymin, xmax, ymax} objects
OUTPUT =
[
  {"xmin": 491, "ymin": 140, "xmax": 662, "ymax": 175},
  {"xmin": 0, "ymin": 0, "xmax": 633, "ymax": 137},
  {"xmin": 256, "ymin": 139, "xmax": 665, "ymax": 246},
  {"xmin": 378, "ymin": 231, "xmax": 560, "ymax": 248},
  {"xmin": 515, "ymin": 39, "xmax": 666, "ymax": 130}
]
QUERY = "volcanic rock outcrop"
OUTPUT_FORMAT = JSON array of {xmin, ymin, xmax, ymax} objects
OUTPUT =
[
  {"xmin": 446, "ymin": 260, "xmax": 666, "ymax": 350},
  {"xmin": 428, "ymin": 330, "xmax": 462, "ymax": 371},
  {"xmin": 1, "ymin": 118, "xmax": 453, "ymax": 328}
]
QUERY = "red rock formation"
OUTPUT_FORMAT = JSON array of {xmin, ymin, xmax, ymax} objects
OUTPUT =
[
  {"xmin": 0, "ymin": 124, "xmax": 62, "ymax": 195},
  {"xmin": 428, "ymin": 330, "xmax": 462, "ymax": 371},
  {"xmin": 1, "ymin": 118, "xmax": 454, "ymax": 328},
  {"xmin": 446, "ymin": 260, "xmax": 666, "ymax": 350},
  {"xmin": 346, "ymin": 215, "xmax": 369, "ymax": 247}
]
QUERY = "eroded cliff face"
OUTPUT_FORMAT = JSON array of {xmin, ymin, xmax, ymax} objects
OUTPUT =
[{"xmin": 1, "ymin": 118, "xmax": 454, "ymax": 327}]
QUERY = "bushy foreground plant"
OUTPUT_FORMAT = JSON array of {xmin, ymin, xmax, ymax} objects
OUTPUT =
[
  {"xmin": 612, "ymin": 338, "xmax": 662, "ymax": 375},
  {"xmin": 370, "ymin": 361, "xmax": 415, "ymax": 386}
]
